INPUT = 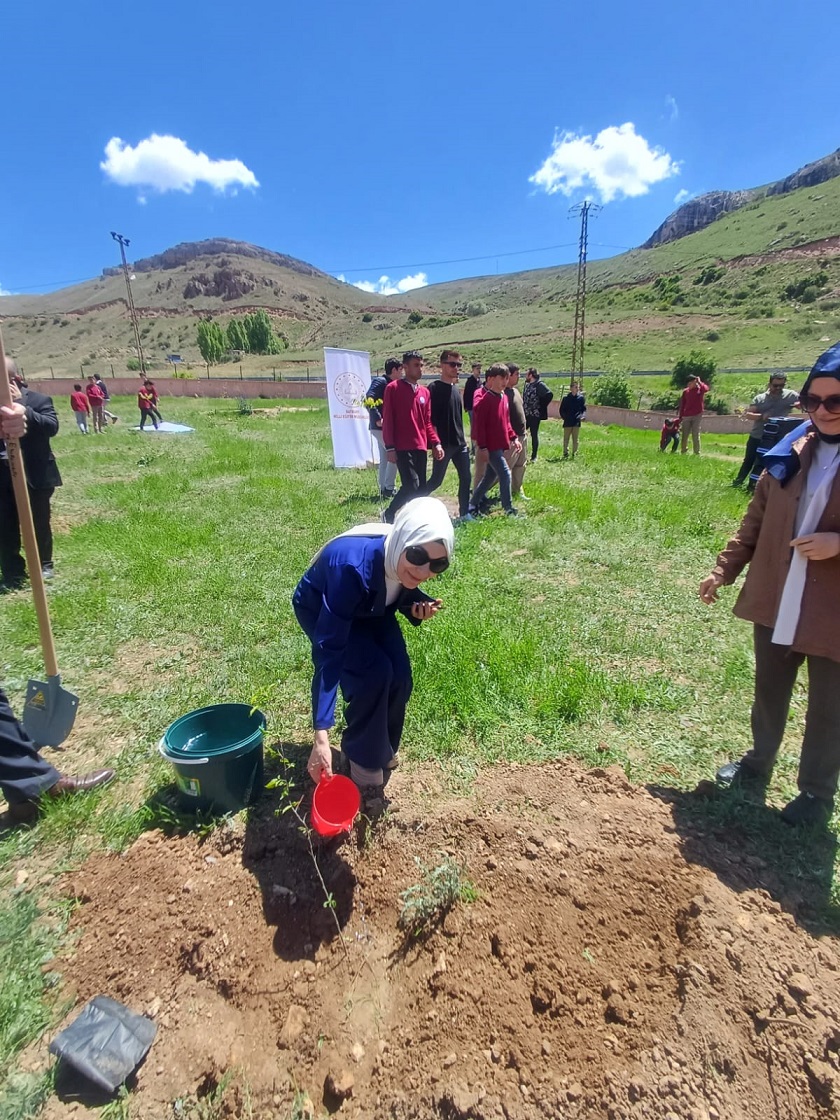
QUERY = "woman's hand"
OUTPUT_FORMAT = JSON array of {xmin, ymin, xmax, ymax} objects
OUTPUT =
[
  {"xmin": 411, "ymin": 599, "xmax": 443, "ymax": 621},
  {"xmin": 698, "ymin": 573, "xmax": 723, "ymax": 604},
  {"xmin": 307, "ymin": 730, "xmax": 333, "ymax": 783},
  {"xmin": 791, "ymin": 532, "xmax": 840, "ymax": 561}
]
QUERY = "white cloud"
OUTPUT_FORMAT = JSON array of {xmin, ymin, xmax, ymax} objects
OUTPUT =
[
  {"xmin": 338, "ymin": 272, "xmax": 429, "ymax": 296},
  {"xmin": 673, "ymin": 188, "xmax": 693, "ymax": 205},
  {"xmin": 665, "ymin": 95, "xmax": 679, "ymax": 122},
  {"xmin": 0, "ymin": 281, "xmax": 11, "ymax": 296},
  {"xmin": 529, "ymin": 122, "xmax": 680, "ymax": 204},
  {"xmin": 100, "ymin": 134, "xmax": 259, "ymax": 196}
]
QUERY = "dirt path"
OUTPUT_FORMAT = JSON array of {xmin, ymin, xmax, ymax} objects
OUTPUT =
[{"xmin": 34, "ymin": 759, "xmax": 840, "ymax": 1120}]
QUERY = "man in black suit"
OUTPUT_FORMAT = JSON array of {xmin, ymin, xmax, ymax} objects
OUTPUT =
[
  {"xmin": 0, "ymin": 398, "xmax": 115, "ymax": 821},
  {"xmin": 0, "ymin": 359, "xmax": 62, "ymax": 592}
]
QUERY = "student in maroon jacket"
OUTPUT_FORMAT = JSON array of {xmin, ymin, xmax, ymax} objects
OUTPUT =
[
  {"xmin": 468, "ymin": 363, "xmax": 521, "ymax": 517},
  {"xmin": 382, "ymin": 350, "xmax": 443, "ymax": 523},
  {"xmin": 678, "ymin": 373, "xmax": 710, "ymax": 456}
]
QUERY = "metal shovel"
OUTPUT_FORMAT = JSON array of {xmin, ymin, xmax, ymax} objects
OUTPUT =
[{"xmin": 0, "ymin": 329, "xmax": 79, "ymax": 747}]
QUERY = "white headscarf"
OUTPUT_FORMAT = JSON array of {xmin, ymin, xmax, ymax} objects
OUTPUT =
[{"xmin": 313, "ymin": 496, "xmax": 454, "ymax": 583}]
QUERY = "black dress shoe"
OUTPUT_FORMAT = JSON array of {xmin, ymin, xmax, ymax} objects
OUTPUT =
[
  {"xmin": 6, "ymin": 769, "xmax": 116, "ymax": 825},
  {"xmin": 715, "ymin": 759, "xmax": 767, "ymax": 787},
  {"xmin": 780, "ymin": 792, "xmax": 834, "ymax": 827}
]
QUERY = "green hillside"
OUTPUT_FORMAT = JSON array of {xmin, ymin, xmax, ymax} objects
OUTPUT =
[{"xmin": 1, "ymin": 173, "xmax": 839, "ymax": 380}]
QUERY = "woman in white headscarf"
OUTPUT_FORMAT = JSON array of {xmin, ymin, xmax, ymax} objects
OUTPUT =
[
  {"xmin": 293, "ymin": 497, "xmax": 454, "ymax": 791},
  {"xmin": 699, "ymin": 342, "xmax": 840, "ymax": 827}
]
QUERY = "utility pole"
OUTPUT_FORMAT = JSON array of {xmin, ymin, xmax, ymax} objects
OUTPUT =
[
  {"xmin": 110, "ymin": 231, "xmax": 146, "ymax": 376},
  {"xmin": 569, "ymin": 201, "xmax": 600, "ymax": 379}
]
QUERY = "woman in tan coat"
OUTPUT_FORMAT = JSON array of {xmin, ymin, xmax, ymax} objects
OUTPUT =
[{"xmin": 699, "ymin": 342, "xmax": 840, "ymax": 826}]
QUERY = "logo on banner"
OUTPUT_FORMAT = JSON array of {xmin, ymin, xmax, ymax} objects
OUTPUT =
[{"xmin": 333, "ymin": 372, "xmax": 367, "ymax": 408}]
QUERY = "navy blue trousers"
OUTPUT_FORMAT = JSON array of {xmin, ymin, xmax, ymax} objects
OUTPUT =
[
  {"xmin": 297, "ymin": 610, "xmax": 413, "ymax": 773},
  {"xmin": 0, "ymin": 687, "xmax": 60, "ymax": 805}
]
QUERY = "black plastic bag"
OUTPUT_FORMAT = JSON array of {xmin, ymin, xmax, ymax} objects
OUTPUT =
[{"xmin": 49, "ymin": 996, "xmax": 157, "ymax": 1093}]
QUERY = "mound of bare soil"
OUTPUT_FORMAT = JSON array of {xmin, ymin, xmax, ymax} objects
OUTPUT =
[{"xmin": 42, "ymin": 760, "xmax": 840, "ymax": 1120}]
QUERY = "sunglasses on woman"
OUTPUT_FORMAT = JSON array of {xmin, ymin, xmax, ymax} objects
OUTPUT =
[
  {"xmin": 800, "ymin": 392, "xmax": 840, "ymax": 416},
  {"xmin": 404, "ymin": 545, "xmax": 449, "ymax": 573}
]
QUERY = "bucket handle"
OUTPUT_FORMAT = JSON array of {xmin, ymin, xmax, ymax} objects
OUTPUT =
[{"xmin": 157, "ymin": 737, "xmax": 209, "ymax": 766}]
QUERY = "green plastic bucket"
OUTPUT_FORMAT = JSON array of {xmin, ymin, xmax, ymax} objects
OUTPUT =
[{"xmin": 158, "ymin": 703, "xmax": 265, "ymax": 814}]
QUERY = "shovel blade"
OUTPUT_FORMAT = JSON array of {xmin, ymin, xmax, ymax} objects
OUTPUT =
[{"xmin": 23, "ymin": 676, "xmax": 79, "ymax": 749}]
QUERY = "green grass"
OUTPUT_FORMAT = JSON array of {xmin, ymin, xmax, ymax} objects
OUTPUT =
[{"xmin": 1, "ymin": 397, "xmax": 838, "ymax": 1106}]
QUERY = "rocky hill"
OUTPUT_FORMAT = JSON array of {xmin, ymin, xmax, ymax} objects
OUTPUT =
[
  {"xmin": 643, "ymin": 148, "xmax": 840, "ymax": 248},
  {"xmin": 101, "ymin": 238, "xmax": 326, "ymax": 280}
]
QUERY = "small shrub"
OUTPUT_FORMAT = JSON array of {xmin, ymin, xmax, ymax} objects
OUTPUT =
[
  {"xmin": 800, "ymin": 287, "xmax": 817, "ymax": 304},
  {"xmin": 465, "ymin": 300, "xmax": 488, "ymax": 317},
  {"xmin": 399, "ymin": 857, "xmax": 478, "ymax": 939},
  {"xmin": 776, "ymin": 221, "xmax": 788, "ymax": 231},
  {"xmin": 670, "ymin": 350, "xmax": 717, "ymax": 389},
  {"xmin": 706, "ymin": 396, "xmax": 730, "ymax": 415},
  {"xmin": 591, "ymin": 371, "xmax": 632, "ymax": 409},
  {"xmin": 407, "ymin": 311, "xmax": 423, "ymax": 325},
  {"xmin": 693, "ymin": 265, "xmax": 724, "ymax": 287},
  {"xmin": 650, "ymin": 392, "xmax": 681, "ymax": 411},
  {"xmin": 361, "ymin": 313, "xmax": 373, "ymax": 323},
  {"xmin": 126, "ymin": 358, "xmax": 141, "ymax": 372},
  {"xmin": 705, "ymin": 330, "xmax": 721, "ymax": 341}
]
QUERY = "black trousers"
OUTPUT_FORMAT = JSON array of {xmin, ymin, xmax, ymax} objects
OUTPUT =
[
  {"xmin": 0, "ymin": 472, "xmax": 54, "ymax": 586},
  {"xmin": 428, "ymin": 444, "xmax": 471, "ymax": 516},
  {"xmin": 527, "ymin": 418, "xmax": 541, "ymax": 460},
  {"xmin": 744, "ymin": 625, "xmax": 840, "ymax": 802},
  {"xmin": 0, "ymin": 687, "xmax": 60, "ymax": 805},
  {"xmin": 384, "ymin": 450, "xmax": 428, "ymax": 523},
  {"xmin": 734, "ymin": 436, "xmax": 762, "ymax": 484}
]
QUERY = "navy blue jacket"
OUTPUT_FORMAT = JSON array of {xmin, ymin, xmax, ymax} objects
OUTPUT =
[
  {"xmin": 292, "ymin": 536, "xmax": 433, "ymax": 729},
  {"xmin": 365, "ymin": 375, "xmax": 388, "ymax": 431},
  {"xmin": 559, "ymin": 392, "xmax": 586, "ymax": 427}
]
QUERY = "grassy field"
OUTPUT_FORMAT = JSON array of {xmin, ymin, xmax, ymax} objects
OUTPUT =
[{"xmin": 1, "ymin": 396, "xmax": 837, "ymax": 1110}]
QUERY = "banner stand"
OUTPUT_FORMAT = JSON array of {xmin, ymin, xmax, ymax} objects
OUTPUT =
[{"xmin": 323, "ymin": 347, "xmax": 376, "ymax": 469}]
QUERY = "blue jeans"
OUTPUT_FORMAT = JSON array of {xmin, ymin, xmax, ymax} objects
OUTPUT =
[{"xmin": 470, "ymin": 448, "xmax": 513, "ymax": 513}]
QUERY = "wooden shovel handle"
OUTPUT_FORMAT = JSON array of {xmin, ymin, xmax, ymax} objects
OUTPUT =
[{"xmin": 0, "ymin": 331, "xmax": 59, "ymax": 678}]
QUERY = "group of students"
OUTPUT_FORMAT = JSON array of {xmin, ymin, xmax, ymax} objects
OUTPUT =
[
  {"xmin": 365, "ymin": 349, "xmax": 587, "ymax": 522},
  {"xmin": 69, "ymin": 375, "xmax": 118, "ymax": 434},
  {"xmin": 69, "ymin": 376, "xmax": 164, "ymax": 432}
]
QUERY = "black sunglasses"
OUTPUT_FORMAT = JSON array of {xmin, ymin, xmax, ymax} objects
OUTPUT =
[
  {"xmin": 404, "ymin": 545, "xmax": 449, "ymax": 573},
  {"xmin": 443, "ymin": 361, "xmax": 463, "ymax": 368},
  {"xmin": 800, "ymin": 392, "xmax": 840, "ymax": 416}
]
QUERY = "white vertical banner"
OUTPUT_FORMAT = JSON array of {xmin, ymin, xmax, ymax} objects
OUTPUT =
[{"xmin": 323, "ymin": 347, "xmax": 377, "ymax": 469}]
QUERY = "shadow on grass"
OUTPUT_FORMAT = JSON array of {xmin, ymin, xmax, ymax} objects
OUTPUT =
[
  {"xmin": 241, "ymin": 741, "xmax": 356, "ymax": 963},
  {"xmin": 648, "ymin": 783, "xmax": 840, "ymax": 936}
]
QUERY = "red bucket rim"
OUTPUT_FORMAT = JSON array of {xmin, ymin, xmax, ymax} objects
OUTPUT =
[{"xmin": 311, "ymin": 774, "xmax": 360, "ymax": 835}]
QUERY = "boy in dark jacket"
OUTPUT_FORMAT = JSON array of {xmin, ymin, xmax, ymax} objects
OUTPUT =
[
  {"xmin": 559, "ymin": 381, "xmax": 586, "ymax": 458},
  {"xmin": 365, "ymin": 357, "xmax": 401, "ymax": 499},
  {"xmin": 468, "ymin": 363, "xmax": 521, "ymax": 517},
  {"xmin": 522, "ymin": 368, "xmax": 553, "ymax": 461},
  {"xmin": 428, "ymin": 350, "xmax": 472, "ymax": 519}
]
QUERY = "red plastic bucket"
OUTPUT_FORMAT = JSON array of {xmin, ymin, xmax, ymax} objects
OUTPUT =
[{"xmin": 311, "ymin": 775, "xmax": 361, "ymax": 837}]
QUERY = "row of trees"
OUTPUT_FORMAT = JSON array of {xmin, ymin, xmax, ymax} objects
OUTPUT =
[{"xmin": 196, "ymin": 311, "xmax": 287, "ymax": 365}]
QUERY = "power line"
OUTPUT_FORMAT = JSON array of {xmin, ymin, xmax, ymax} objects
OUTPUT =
[
  {"xmin": 330, "ymin": 242, "xmax": 583, "ymax": 274},
  {"xmin": 2, "ymin": 238, "xmax": 638, "ymax": 295}
]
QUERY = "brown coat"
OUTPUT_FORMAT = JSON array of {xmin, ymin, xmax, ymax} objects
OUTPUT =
[{"xmin": 713, "ymin": 433, "xmax": 840, "ymax": 663}]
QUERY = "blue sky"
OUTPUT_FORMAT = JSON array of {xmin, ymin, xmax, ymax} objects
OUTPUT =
[{"xmin": 2, "ymin": 0, "xmax": 838, "ymax": 297}]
